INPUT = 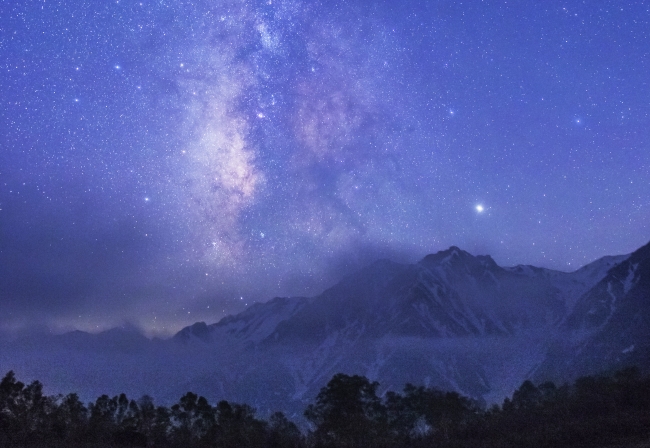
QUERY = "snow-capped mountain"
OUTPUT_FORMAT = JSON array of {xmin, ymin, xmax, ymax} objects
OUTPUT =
[
  {"xmin": 1, "ymin": 242, "xmax": 648, "ymax": 417},
  {"xmin": 534, "ymin": 241, "xmax": 650, "ymax": 383},
  {"xmin": 164, "ymin": 245, "xmax": 639, "ymax": 410}
]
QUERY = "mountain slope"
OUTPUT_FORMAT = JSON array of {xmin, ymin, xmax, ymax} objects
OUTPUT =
[
  {"xmin": 534, "ymin": 241, "xmax": 650, "ymax": 383},
  {"xmin": 2, "ymin": 243, "xmax": 646, "ymax": 417},
  {"xmin": 165, "ymin": 245, "xmax": 638, "ymax": 410}
]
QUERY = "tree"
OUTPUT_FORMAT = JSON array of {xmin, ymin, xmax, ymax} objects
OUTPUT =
[
  {"xmin": 50, "ymin": 392, "xmax": 88, "ymax": 442},
  {"xmin": 0, "ymin": 372, "xmax": 54, "ymax": 445},
  {"xmin": 386, "ymin": 383, "xmax": 479, "ymax": 441},
  {"xmin": 305, "ymin": 373, "xmax": 386, "ymax": 448},
  {"xmin": 151, "ymin": 404, "xmax": 172, "ymax": 446},
  {"xmin": 170, "ymin": 391, "xmax": 215, "ymax": 445},
  {"xmin": 214, "ymin": 400, "xmax": 267, "ymax": 448},
  {"xmin": 267, "ymin": 411, "xmax": 303, "ymax": 448},
  {"xmin": 112, "ymin": 393, "xmax": 147, "ymax": 447},
  {"xmin": 511, "ymin": 380, "xmax": 542, "ymax": 411},
  {"xmin": 0, "ymin": 371, "xmax": 24, "ymax": 434},
  {"xmin": 88, "ymin": 394, "xmax": 120, "ymax": 442}
]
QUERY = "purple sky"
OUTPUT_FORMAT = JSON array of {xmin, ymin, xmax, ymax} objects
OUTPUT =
[{"xmin": 1, "ymin": 0, "xmax": 648, "ymax": 335}]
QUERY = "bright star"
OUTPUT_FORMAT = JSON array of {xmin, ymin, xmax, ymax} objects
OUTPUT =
[{"xmin": 476, "ymin": 204, "xmax": 484, "ymax": 213}]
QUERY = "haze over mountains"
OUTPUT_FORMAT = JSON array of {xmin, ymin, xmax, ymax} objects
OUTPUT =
[{"xmin": 1, "ymin": 241, "xmax": 649, "ymax": 418}]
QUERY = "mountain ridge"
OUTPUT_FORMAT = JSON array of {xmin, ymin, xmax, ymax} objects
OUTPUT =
[{"xmin": 1, "ymin": 242, "xmax": 648, "ymax": 417}]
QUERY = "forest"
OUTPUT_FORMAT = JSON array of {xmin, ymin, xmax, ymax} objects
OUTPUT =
[{"xmin": 2, "ymin": 367, "xmax": 650, "ymax": 447}]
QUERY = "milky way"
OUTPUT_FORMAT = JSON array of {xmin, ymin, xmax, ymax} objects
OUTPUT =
[{"xmin": 1, "ymin": 0, "xmax": 649, "ymax": 334}]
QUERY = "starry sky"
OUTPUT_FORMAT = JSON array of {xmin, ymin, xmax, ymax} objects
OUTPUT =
[{"xmin": 1, "ymin": 0, "xmax": 649, "ymax": 335}]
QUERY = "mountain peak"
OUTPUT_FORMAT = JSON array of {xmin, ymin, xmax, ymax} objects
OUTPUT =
[
  {"xmin": 421, "ymin": 246, "xmax": 466, "ymax": 263},
  {"xmin": 420, "ymin": 246, "xmax": 498, "ymax": 271},
  {"xmin": 173, "ymin": 321, "xmax": 211, "ymax": 343}
]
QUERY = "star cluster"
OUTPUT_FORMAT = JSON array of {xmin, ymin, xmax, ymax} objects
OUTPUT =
[{"xmin": 1, "ymin": 0, "xmax": 648, "ymax": 335}]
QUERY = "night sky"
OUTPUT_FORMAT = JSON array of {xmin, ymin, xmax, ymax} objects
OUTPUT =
[{"xmin": 1, "ymin": 0, "xmax": 649, "ymax": 335}]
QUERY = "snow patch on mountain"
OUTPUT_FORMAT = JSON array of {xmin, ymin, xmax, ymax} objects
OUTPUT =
[
  {"xmin": 1, "ymin": 242, "xmax": 648, "ymax": 416},
  {"xmin": 623, "ymin": 263, "xmax": 639, "ymax": 294}
]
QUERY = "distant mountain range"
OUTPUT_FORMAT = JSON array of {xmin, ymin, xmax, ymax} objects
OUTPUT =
[{"xmin": 1, "ymin": 241, "xmax": 649, "ymax": 419}]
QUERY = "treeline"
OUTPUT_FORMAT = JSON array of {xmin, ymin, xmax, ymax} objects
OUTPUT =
[{"xmin": 2, "ymin": 367, "xmax": 650, "ymax": 447}]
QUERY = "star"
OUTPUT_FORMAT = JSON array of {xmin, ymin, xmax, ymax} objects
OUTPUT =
[{"xmin": 1, "ymin": 0, "xmax": 647, "ymax": 336}]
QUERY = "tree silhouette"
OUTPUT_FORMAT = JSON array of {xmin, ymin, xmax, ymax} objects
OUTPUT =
[
  {"xmin": 305, "ymin": 373, "xmax": 386, "ymax": 448},
  {"xmin": 214, "ymin": 400, "xmax": 267, "ymax": 448},
  {"xmin": 170, "ymin": 391, "xmax": 215, "ymax": 445},
  {"xmin": 50, "ymin": 392, "xmax": 88, "ymax": 442},
  {"xmin": 3, "ymin": 368, "xmax": 650, "ymax": 448},
  {"xmin": 385, "ymin": 383, "xmax": 479, "ymax": 442},
  {"xmin": 267, "ymin": 411, "xmax": 302, "ymax": 448}
]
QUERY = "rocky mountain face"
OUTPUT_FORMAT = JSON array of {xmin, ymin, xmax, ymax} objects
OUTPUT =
[{"xmin": 1, "ymin": 243, "xmax": 648, "ymax": 418}]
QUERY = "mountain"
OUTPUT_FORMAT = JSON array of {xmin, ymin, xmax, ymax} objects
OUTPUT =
[
  {"xmin": 167, "ymin": 245, "xmax": 637, "ymax": 409},
  {"xmin": 534, "ymin": 241, "xmax": 650, "ymax": 383},
  {"xmin": 1, "ymin": 243, "xmax": 648, "ymax": 418}
]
